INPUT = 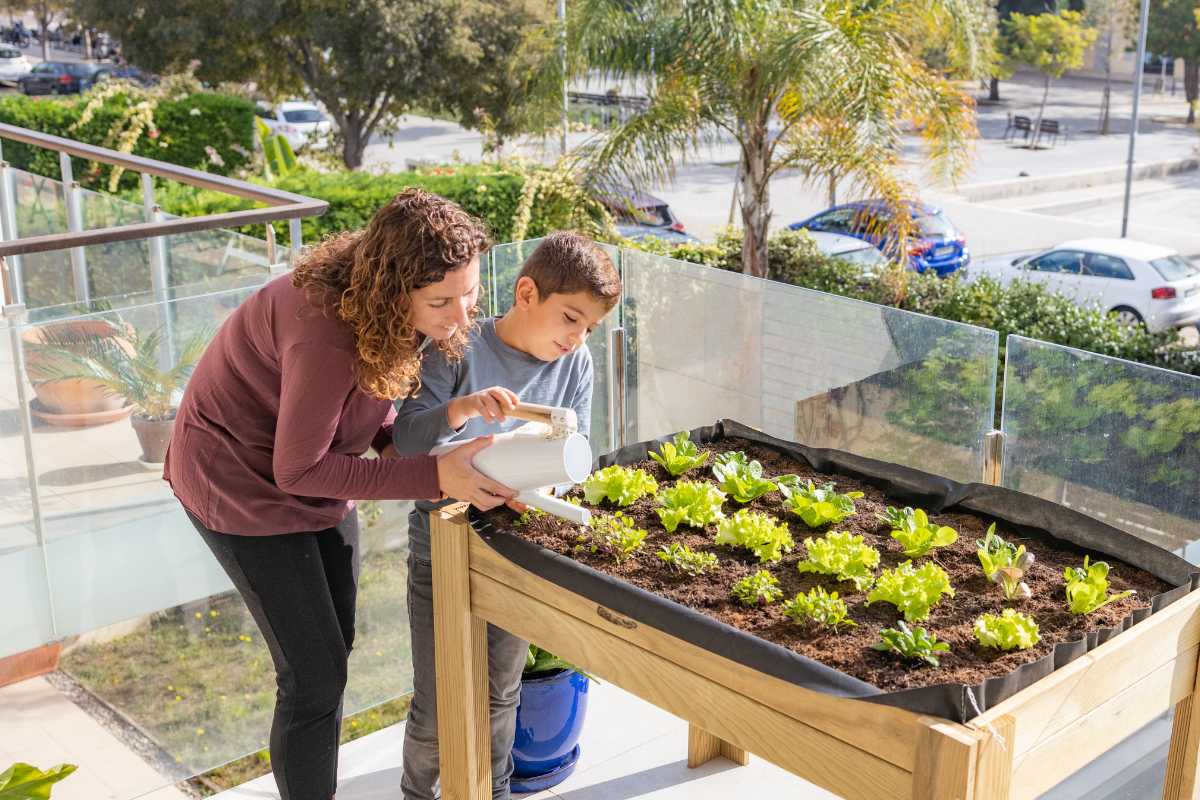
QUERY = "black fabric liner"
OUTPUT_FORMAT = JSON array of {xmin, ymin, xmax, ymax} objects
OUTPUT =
[{"xmin": 468, "ymin": 419, "xmax": 1200, "ymax": 723}]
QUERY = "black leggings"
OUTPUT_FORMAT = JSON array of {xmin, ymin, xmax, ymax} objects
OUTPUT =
[{"xmin": 188, "ymin": 511, "xmax": 360, "ymax": 800}]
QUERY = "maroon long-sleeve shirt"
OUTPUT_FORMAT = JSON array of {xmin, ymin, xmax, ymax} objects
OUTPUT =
[{"xmin": 164, "ymin": 275, "xmax": 441, "ymax": 535}]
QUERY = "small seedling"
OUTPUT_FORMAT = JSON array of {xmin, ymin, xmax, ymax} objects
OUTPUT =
[
  {"xmin": 973, "ymin": 609, "xmax": 1040, "ymax": 651},
  {"xmin": 517, "ymin": 507, "xmax": 547, "ymax": 525},
  {"xmin": 783, "ymin": 480, "xmax": 863, "ymax": 528},
  {"xmin": 976, "ymin": 523, "xmax": 1034, "ymax": 601},
  {"xmin": 866, "ymin": 561, "xmax": 955, "ymax": 622},
  {"xmin": 1064, "ymin": 556, "xmax": 1135, "ymax": 615},
  {"xmin": 581, "ymin": 465, "xmax": 658, "ymax": 507},
  {"xmin": 782, "ymin": 586, "xmax": 856, "ymax": 631},
  {"xmin": 649, "ymin": 431, "xmax": 710, "ymax": 477},
  {"xmin": 796, "ymin": 531, "xmax": 880, "ymax": 591},
  {"xmin": 873, "ymin": 621, "xmax": 950, "ymax": 667},
  {"xmin": 589, "ymin": 512, "xmax": 648, "ymax": 562},
  {"xmin": 731, "ymin": 570, "xmax": 783, "ymax": 606},
  {"xmin": 711, "ymin": 451, "xmax": 778, "ymax": 504},
  {"xmin": 879, "ymin": 506, "xmax": 958, "ymax": 558},
  {"xmin": 657, "ymin": 542, "xmax": 719, "ymax": 576},
  {"xmin": 655, "ymin": 481, "xmax": 727, "ymax": 532},
  {"xmin": 714, "ymin": 509, "xmax": 795, "ymax": 563}
]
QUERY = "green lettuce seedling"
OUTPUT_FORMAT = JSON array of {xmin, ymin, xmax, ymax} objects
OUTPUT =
[
  {"xmin": 589, "ymin": 512, "xmax": 647, "ymax": 562},
  {"xmin": 796, "ymin": 531, "xmax": 880, "ymax": 591},
  {"xmin": 878, "ymin": 506, "xmax": 958, "ymax": 558},
  {"xmin": 517, "ymin": 507, "xmax": 547, "ymax": 525},
  {"xmin": 731, "ymin": 569, "xmax": 783, "ymax": 606},
  {"xmin": 782, "ymin": 586, "xmax": 856, "ymax": 631},
  {"xmin": 711, "ymin": 451, "xmax": 777, "ymax": 504},
  {"xmin": 976, "ymin": 523, "xmax": 1034, "ymax": 600},
  {"xmin": 649, "ymin": 431, "xmax": 710, "ymax": 477},
  {"xmin": 655, "ymin": 481, "xmax": 727, "ymax": 532},
  {"xmin": 783, "ymin": 480, "xmax": 864, "ymax": 528},
  {"xmin": 582, "ymin": 465, "xmax": 658, "ymax": 507},
  {"xmin": 873, "ymin": 621, "xmax": 950, "ymax": 667},
  {"xmin": 973, "ymin": 609, "xmax": 1040, "ymax": 651},
  {"xmin": 866, "ymin": 560, "xmax": 954, "ymax": 622},
  {"xmin": 657, "ymin": 542, "xmax": 719, "ymax": 576},
  {"xmin": 1064, "ymin": 556, "xmax": 1135, "ymax": 615},
  {"xmin": 714, "ymin": 509, "xmax": 795, "ymax": 563}
]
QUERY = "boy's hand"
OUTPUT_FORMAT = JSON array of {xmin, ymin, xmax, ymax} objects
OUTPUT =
[{"xmin": 448, "ymin": 386, "xmax": 519, "ymax": 429}]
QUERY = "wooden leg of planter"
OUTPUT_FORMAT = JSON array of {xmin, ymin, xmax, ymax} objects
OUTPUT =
[
  {"xmin": 912, "ymin": 717, "xmax": 982, "ymax": 800},
  {"xmin": 432, "ymin": 506, "xmax": 491, "ymax": 800},
  {"xmin": 972, "ymin": 715, "xmax": 1015, "ymax": 800},
  {"xmin": 1163, "ymin": 646, "xmax": 1200, "ymax": 800},
  {"xmin": 687, "ymin": 723, "xmax": 749, "ymax": 768}
]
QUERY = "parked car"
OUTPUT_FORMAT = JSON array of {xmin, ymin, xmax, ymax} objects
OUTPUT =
[
  {"xmin": 18, "ymin": 61, "xmax": 111, "ymax": 95},
  {"xmin": 806, "ymin": 231, "xmax": 889, "ymax": 271},
  {"xmin": 0, "ymin": 47, "xmax": 31, "ymax": 84},
  {"xmin": 109, "ymin": 65, "xmax": 158, "ymax": 87},
  {"xmin": 789, "ymin": 201, "xmax": 969, "ymax": 276},
  {"xmin": 969, "ymin": 238, "xmax": 1200, "ymax": 333},
  {"xmin": 598, "ymin": 187, "xmax": 700, "ymax": 244},
  {"xmin": 256, "ymin": 100, "xmax": 333, "ymax": 151}
]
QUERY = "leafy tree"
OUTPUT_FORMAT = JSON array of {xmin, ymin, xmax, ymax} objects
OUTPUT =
[
  {"xmin": 1004, "ymin": 10, "xmax": 1098, "ymax": 136},
  {"xmin": 987, "ymin": 0, "xmax": 1060, "ymax": 102},
  {"xmin": 1142, "ymin": 0, "xmax": 1200, "ymax": 124}
]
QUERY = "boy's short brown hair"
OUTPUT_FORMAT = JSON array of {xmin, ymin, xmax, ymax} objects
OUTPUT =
[{"xmin": 518, "ymin": 232, "xmax": 621, "ymax": 310}]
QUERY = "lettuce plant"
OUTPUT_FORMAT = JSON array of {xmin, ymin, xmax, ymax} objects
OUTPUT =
[
  {"xmin": 731, "ymin": 569, "xmax": 783, "ymax": 606},
  {"xmin": 517, "ymin": 507, "xmax": 547, "ymax": 525},
  {"xmin": 655, "ymin": 481, "xmax": 727, "ymax": 532},
  {"xmin": 711, "ymin": 451, "xmax": 777, "ymax": 504},
  {"xmin": 783, "ymin": 480, "xmax": 863, "ymax": 528},
  {"xmin": 589, "ymin": 512, "xmax": 647, "ymax": 562},
  {"xmin": 796, "ymin": 531, "xmax": 880, "ymax": 591},
  {"xmin": 657, "ymin": 542, "xmax": 719, "ymax": 576},
  {"xmin": 879, "ymin": 506, "xmax": 958, "ymax": 558},
  {"xmin": 866, "ymin": 561, "xmax": 954, "ymax": 622},
  {"xmin": 873, "ymin": 621, "xmax": 950, "ymax": 667},
  {"xmin": 973, "ymin": 609, "xmax": 1040, "ymax": 651},
  {"xmin": 782, "ymin": 586, "xmax": 856, "ymax": 631},
  {"xmin": 714, "ymin": 509, "xmax": 794, "ymax": 563},
  {"xmin": 582, "ymin": 465, "xmax": 658, "ymax": 507},
  {"xmin": 1064, "ymin": 556, "xmax": 1135, "ymax": 615},
  {"xmin": 649, "ymin": 431, "xmax": 710, "ymax": 477},
  {"xmin": 976, "ymin": 524, "xmax": 1034, "ymax": 600}
]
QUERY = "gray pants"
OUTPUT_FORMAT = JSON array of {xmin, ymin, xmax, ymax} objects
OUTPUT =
[{"xmin": 402, "ymin": 553, "xmax": 529, "ymax": 800}]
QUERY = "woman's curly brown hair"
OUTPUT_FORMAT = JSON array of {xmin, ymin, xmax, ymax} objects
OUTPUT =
[{"xmin": 291, "ymin": 188, "xmax": 491, "ymax": 400}]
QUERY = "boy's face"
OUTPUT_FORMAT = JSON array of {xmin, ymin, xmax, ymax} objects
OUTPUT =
[
  {"xmin": 514, "ymin": 276, "xmax": 613, "ymax": 362},
  {"xmin": 409, "ymin": 256, "xmax": 481, "ymax": 342}
]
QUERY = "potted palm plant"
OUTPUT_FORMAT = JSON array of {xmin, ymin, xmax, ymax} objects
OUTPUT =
[
  {"xmin": 22, "ymin": 318, "xmax": 134, "ymax": 426},
  {"xmin": 31, "ymin": 324, "xmax": 209, "ymax": 464},
  {"xmin": 510, "ymin": 645, "xmax": 591, "ymax": 793}
]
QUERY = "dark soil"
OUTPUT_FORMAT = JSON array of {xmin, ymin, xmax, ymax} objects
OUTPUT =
[{"xmin": 482, "ymin": 437, "xmax": 1172, "ymax": 692}]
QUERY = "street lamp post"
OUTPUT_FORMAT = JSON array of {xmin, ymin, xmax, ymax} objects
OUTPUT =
[
  {"xmin": 1121, "ymin": 0, "xmax": 1151, "ymax": 238},
  {"xmin": 559, "ymin": 0, "xmax": 568, "ymax": 156}
]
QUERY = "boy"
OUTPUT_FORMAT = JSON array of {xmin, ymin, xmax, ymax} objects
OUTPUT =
[{"xmin": 391, "ymin": 231, "xmax": 621, "ymax": 800}]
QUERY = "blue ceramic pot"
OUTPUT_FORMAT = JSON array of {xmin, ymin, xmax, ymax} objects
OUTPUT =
[{"xmin": 510, "ymin": 668, "xmax": 589, "ymax": 792}]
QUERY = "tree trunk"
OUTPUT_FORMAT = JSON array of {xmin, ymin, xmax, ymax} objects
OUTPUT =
[
  {"xmin": 988, "ymin": 77, "xmax": 1000, "ymax": 102},
  {"xmin": 39, "ymin": 13, "xmax": 49, "ymax": 62},
  {"xmin": 1033, "ymin": 73, "xmax": 1051, "ymax": 147},
  {"xmin": 738, "ymin": 125, "xmax": 771, "ymax": 278},
  {"xmin": 827, "ymin": 173, "xmax": 837, "ymax": 207},
  {"xmin": 341, "ymin": 124, "xmax": 366, "ymax": 170},
  {"xmin": 1186, "ymin": 60, "xmax": 1199, "ymax": 126},
  {"xmin": 1099, "ymin": 25, "xmax": 1114, "ymax": 135}
]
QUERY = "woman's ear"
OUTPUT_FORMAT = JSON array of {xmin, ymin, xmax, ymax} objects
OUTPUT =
[{"xmin": 513, "ymin": 275, "xmax": 541, "ymax": 309}]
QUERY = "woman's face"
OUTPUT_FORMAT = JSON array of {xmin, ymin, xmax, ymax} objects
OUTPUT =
[{"xmin": 408, "ymin": 255, "xmax": 482, "ymax": 342}]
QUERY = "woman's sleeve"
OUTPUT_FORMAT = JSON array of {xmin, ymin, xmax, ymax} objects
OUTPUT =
[{"xmin": 272, "ymin": 341, "xmax": 440, "ymax": 500}]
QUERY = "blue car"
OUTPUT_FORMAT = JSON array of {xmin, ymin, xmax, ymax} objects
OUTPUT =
[{"xmin": 788, "ymin": 201, "xmax": 969, "ymax": 276}]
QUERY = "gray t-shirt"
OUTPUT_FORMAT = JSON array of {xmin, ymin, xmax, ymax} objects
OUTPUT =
[{"xmin": 392, "ymin": 317, "xmax": 593, "ymax": 561}]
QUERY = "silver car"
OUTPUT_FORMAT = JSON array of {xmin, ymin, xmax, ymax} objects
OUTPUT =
[{"xmin": 0, "ymin": 47, "xmax": 31, "ymax": 84}]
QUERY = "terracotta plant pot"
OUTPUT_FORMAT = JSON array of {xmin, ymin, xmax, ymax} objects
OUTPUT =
[
  {"xmin": 21, "ymin": 319, "xmax": 132, "ymax": 417},
  {"xmin": 131, "ymin": 413, "xmax": 175, "ymax": 464}
]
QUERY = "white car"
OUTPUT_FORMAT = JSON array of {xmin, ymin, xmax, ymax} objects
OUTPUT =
[
  {"xmin": 256, "ymin": 100, "xmax": 332, "ymax": 151},
  {"xmin": 970, "ymin": 238, "xmax": 1200, "ymax": 333},
  {"xmin": 807, "ymin": 231, "xmax": 888, "ymax": 270},
  {"xmin": 0, "ymin": 47, "xmax": 31, "ymax": 84}
]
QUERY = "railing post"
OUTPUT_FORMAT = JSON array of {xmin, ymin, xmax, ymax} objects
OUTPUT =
[
  {"xmin": 608, "ymin": 326, "xmax": 627, "ymax": 450},
  {"xmin": 288, "ymin": 217, "xmax": 302, "ymax": 266},
  {"xmin": 0, "ymin": 143, "xmax": 24, "ymax": 304},
  {"xmin": 58, "ymin": 152, "xmax": 89, "ymax": 305},
  {"xmin": 983, "ymin": 430, "xmax": 1005, "ymax": 486},
  {"xmin": 266, "ymin": 222, "xmax": 278, "ymax": 269},
  {"xmin": 141, "ymin": 173, "xmax": 175, "ymax": 370}
]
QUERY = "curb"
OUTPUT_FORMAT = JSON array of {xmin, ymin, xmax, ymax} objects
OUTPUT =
[{"xmin": 959, "ymin": 157, "xmax": 1200, "ymax": 202}]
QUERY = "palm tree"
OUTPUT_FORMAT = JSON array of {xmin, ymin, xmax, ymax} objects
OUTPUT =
[{"xmin": 570, "ymin": 0, "xmax": 987, "ymax": 278}]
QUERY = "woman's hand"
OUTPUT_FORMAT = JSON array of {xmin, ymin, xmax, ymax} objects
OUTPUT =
[
  {"xmin": 435, "ymin": 435, "xmax": 517, "ymax": 510},
  {"xmin": 447, "ymin": 386, "xmax": 519, "ymax": 429}
]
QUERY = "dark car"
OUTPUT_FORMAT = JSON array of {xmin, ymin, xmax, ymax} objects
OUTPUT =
[
  {"xmin": 19, "ymin": 61, "xmax": 111, "ymax": 95},
  {"xmin": 109, "ymin": 65, "xmax": 157, "ymax": 87},
  {"xmin": 789, "ymin": 201, "xmax": 969, "ymax": 276},
  {"xmin": 599, "ymin": 187, "xmax": 700, "ymax": 244}
]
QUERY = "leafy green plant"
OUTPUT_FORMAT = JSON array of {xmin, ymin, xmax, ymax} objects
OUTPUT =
[
  {"xmin": 731, "ymin": 570, "xmax": 783, "ymax": 606},
  {"xmin": 0, "ymin": 763, "xmax": 77, "ymax": 799},
  {"xmin": 581, "ymin": 465, "xmax": 658, "ymax": 507},
  {"xmin": 878, "ymin": 506, "xmax": 958, "ymax": 558},
  {"xmin": 976, "ymin": 524, "xmax": 1034, "ymax": 600},
  {"xmin": 1063, "ymin": 556, "xmax": 1135, "ymax": 615},
  {"xmin": 796, "ymin": 531, "xmax": 880, "ymax": 591},
  {"xmin": 711, "ymin": 451, "xmax": 778, "ymax": 504},
  {"xmin": 516, "ymin": 506, "xmax": 547, "ymax": 525},
  {"xmin": 524, "ymin": 645, "xmax": 597, "ymax": 682},
  {"xmin": 782, "ymin": 480, "xmax": 864, "ymax": 528},
  {"xmin": 657, "ymin": 542, "xmax": 719, "ymax": 576},
  {"xmin": 714, "ymin": 509, "xmax": 795, "ymax": 563},
  {"xmin": 973, "ymin": 609, "xmax": 1041, "ymax": 651},
  {"xmin": 655, "ymin": 481, "xmax": 727, "ymax": 532},
  {"xmin": 589, "ymin": 512, "xmax": 648, "ymax": 562},
  {"xmin": 866, "ymin": 561, "xmax": 955, "ymax": 622},
  {"xmin": 873, "ymin": 622, "xmax": 950, "ymax": 667},
  {"xmin": 256, "ymin": 118, "xmax": 299, "ymax": 180},
  {"xmin": 649, "ymin": 431, "xmax": 710, "ymax": 477},
  {"xmin": 782, "ymin": 587, "xmax": 856, "ymax": 631}
]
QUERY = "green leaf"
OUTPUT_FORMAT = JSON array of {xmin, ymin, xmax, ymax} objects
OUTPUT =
[
  {"xmin": 872, "ymin": 621, "xmax": 950, "ymax": 667},
  {"xmin": 731, "ymin": 570, "xmax": 782, "ymax": 607},
  {"xmin": 649, "ymin": 432, "xmax": 710, "ymax": 477},
  {"xmin": 866, "ymin": 561, "xmax": 954, "ymax": 622},
  {"xmin": 581, "ymin": 466, "xmax": 658, "ymax": 507},
  {"xmin": 655, "ymin": 481, "xmax": 727, "ymax": 531},
  {"xmin": 784, "ymin": 480, "xmax": 861, "ymax": 528},
  {"xmin": 1063, "ymin": 556, "xmax": 1135, "ymax": 615},
  {"xmin": 711, "ymin": 452, "xmax": 777, "ymax": 504},
  {"xmin": 0, "ymin": 763, "xmax": 77, "ymax": 799},
  {"xmin": 973, "ymin": 609, "xmax": 1040, "ymax": 651},
  {"xmin": 879, "ymin": 506, "xmax": 958, "ymax": 558},
  {"xmin": 714, "ymin": 509, "xmax": 794, "ymax": 563},
  {"xmin": 796, "ymin": 531, "xmax": 880, "ymax": 590},
  {"xmin": 782, "ymin": 586, "xmax": 856, "ymax": 630}
]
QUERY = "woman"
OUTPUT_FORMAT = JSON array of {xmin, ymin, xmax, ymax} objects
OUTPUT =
[{"xmin": 164, "ymin": 188, "xmax": 515, "ymax": 800}]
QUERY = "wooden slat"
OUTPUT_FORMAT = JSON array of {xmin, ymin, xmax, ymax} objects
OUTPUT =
[
  {"xmin": 912, "ymin": 717, "xmax": 980, "ymax": 800},
  {"xmin": 469, "ymin": 568, "xmax": 913, "ymax": 800},
  {"xmin": 688, "ymin": 724, "xmax": 750, "ymax": 768},
  {"xmin": 1009, "ymin": 644, "xmax": 1199, "ymax": 800},
  {"xmin": 972, "ymin": 715, "xmax": 1015, "ymax": 800},
  {"xmin": 972, "ymin": 587, "xmax": 1200, "ymax": 757},
  {"xmin": 432, "ymin": 509, "xmax": 492, "ymax": 800},
  {"xmin": 1161, "ymin": 644, "xmax": 1200, "ymax": 800},
  {"xmin": 467, "ymin": 531, "xmax": 927, "ymax": 771}
]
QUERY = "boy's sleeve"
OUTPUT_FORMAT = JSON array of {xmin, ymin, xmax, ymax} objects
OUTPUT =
[
  {"xmin": 392, "ymin": 349, "xmax": 463, "ymax": 456},
  {"xmin": 569, "ymin": 349, "xmax": 594, "ymax": 440}
]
